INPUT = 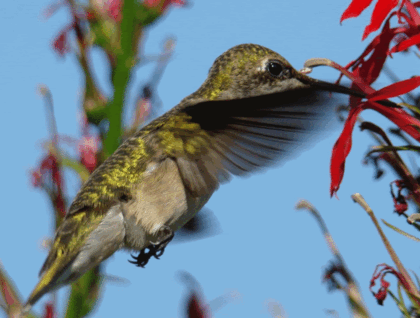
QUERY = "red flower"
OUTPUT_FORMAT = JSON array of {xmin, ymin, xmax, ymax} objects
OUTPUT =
[
  {"xmin": 52, "ymin": 24, "xmax": 74, "ymax": 56},
  {"xmin": 46, "ymin": 2, "xmax": 86, "ymax": 56},
  {"xmin": 0, "ymin": 272, "xmax": 20, "ymax": 308},
  {"xmin": 341, "ymin": 0, "xmax": 400, "ymax": 39},
  {"xmin": 394, "ymin": 201, "xmax": 408, "ymax": 214},
  {"xmin": 187, "ymin": 292, "xmax": 209, "ymax": 318},
  {"xmin": 370, "ymin": 264, "xmax": 411, "ymax": 305},
  {"xmin": 31, "ymin": 154, "xmax": 60, "ymax": 188},
  {"xmin": 362, "ymin": 0, "xmax": 399, "ymax": 40},
  {"xmin": 330, "ymin": 98, "xmax": 420, "ymax": 197},
  {"xmin": 325, "ymin": 57, "xmax": 420, "ymax": 196},
  {"xmin": 30, "ymin": 153, "xmax": 66, "ymax": 217},
  {"xmin": 43, "ymin": 303, "xmax": 55, "ymax": 318},
  {"xmin": 390, "ymin": 180, "xmax": 409, "ymax": 214},
  {"xmin": 179, "ymin": 272, "xmax": 211, "ymax": 318},
  {"xmin": 341, "ymin": 0, "xmax": 375, "ymax": 23},
  {"xmin": 344, "ymin": 17, "xmax": 397, "ymax": 86},
  {"xmin": 330, "ymin": 106, "xmax": 363, "ymax": 196},
  {"xmin": 31, "ymin": 169, "xmax": 43, "ymax": 188}
]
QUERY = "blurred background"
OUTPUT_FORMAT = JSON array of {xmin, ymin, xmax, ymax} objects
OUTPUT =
[{"xmin": 1, "ymin": 0, "xmax": 419, "ymax": 317}]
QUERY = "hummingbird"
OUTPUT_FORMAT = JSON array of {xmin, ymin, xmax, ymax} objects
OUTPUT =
[{"xmin": 24, "ymin": 43, "xmax": 395, "ymax": 311}]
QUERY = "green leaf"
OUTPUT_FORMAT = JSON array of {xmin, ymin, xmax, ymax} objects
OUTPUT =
[
  {"xmin": 136, "ymin": 4, "xmax": 162, "ymax": 26},
  {"xmin": 399, "ymin": 102, "xmax": 420, "ymax": 116},
  {"xmin": 388, "ymin": 288, "xmax": 410, "ymax": 317},
  {"xmin": 366, "ymin": 145, "xmax": 420, "ymax": 157},
  {"xmin": 413, "ymin": 272, "xmax": 420, "ymax": 290},
  {"xmin": 382, "ymin": 219, "xmax": 420, "ymax": 242}
]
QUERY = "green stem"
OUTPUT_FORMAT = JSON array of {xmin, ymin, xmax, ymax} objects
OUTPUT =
[{"xmin": 104, "ymin": 0, "xmax": 138, "ymax": 157}]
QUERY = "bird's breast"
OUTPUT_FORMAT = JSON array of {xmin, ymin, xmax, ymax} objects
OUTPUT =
[{"xmin": 121, "ymin": 158, "xmax": 212, "ymax": 251}]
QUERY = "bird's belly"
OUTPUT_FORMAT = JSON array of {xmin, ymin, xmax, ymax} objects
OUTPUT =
[{"xmin": 121, "ymin": 158, "xmax": 212, "ymax": 251}]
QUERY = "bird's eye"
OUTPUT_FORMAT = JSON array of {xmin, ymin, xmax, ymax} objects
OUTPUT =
[
  {"xmin": 267, "ymin": 60, "xmax": 284, "ymax": 77},
  {"xmin": 119, "ymin": 193, "xmax": 131, "ymax": 203}
]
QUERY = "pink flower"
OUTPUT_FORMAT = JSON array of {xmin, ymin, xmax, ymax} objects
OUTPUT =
[
  {"xmin": 133, "ymin": 97, "xmax": 152, "ymax": 126},
  {"xmin": 91, "ymin": 0, "xmax": 122, "ymax": 22},
  {"xmin": 78, "ymin": 135, "xmax": 100, "ymax": 172},
  {"xmin": 31, "ymin": 169, "xmax": 43, "ymax": 188},
  {"xmin": 104, "ymin": 0, "xmax": 122, "ymax": 21},
  {"xmin": 143, "ymin": 0, "xmax": 186, "ymax": 13}
]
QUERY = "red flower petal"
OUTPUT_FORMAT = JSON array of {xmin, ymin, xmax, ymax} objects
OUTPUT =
[
  {"xmin": 394, "ymin": 201, "xmax": 408, "ymax": 214},
  {"xmin": 369, "ymin": 264, "xmax": 413, "ymax": 305},
  {"xmin": 52, "ymin": 22, "xmax": 77, "ymax": 57},
  {"xmin": 389, "ymin": 32, "xmax": 420, "ymax": 53},
  {"xmin": 43, "ymin": 303, "xmax": 54, "ymax": 318},
  {"xmin": 394, "ymin": 179, "xmax": 405, "ymax": 188},
  {"xmin": 31, "ymin": 169, "xmax": 43, "ymax": 187},
  {"xmin": 43, "ymin": 1, "xmax": 66, "ymax": 19},
  {"xmin": 107, "ymin": 0, "xmax": 122, "ymax": 22},
  {"xmin": 330, "ymin": 19, "xmax": 397, "ymax": 89},
  {"xmin": 355, "ymin": 18, "xmax": 398, "ymax": 84},
  {"xmin": 0, "ymin": 275, "xmax": 20, "ymax": 307},
  {"xmin": 367, "ymin": 76, "xmax": 420, "ymax": 101},
  {"xmin": 403, "ymin": 0, "xmax": 420, "ymax": 26},
  {"xmin": 367, "ymin": 101, "xmax": 420, "ymax": 142},
  {"xmin": 331, "ymin": 99, "xmax": 420, "ymax": 196},
  {"xmin": 362, "ymin": 0, "xmax": 399, "ymax": 40},
  {"xmin": 320, "ymin": 59, "xmax": 373, "ymax": 94},
  {"xmin": 41, "ymin": 154, "xmax": 55, "ymax": 170},
  {"xmin": 374, "ymin": 288, "xmax": 388, "ymax": 305},
  {"xmin": 79, "ymin": 136, "xmax": 99, "ymax": 172},
  {"xmin": 341, "ymin": 0, "xmax": 375, "ymax": 23},
  {"xmin": 187, "ymin": 293, "xmax": 208, "ymax": 318},
  {"xmin": 144, "ymin": 0, "xmax": 185, "ymax": 12},
  {"xmin": 53, "ymin": 29, "xmax": 69, "ymax": 56},
  {"xmin": 330, "ymin": 105, "xmax": 365, "ymax": 197}
]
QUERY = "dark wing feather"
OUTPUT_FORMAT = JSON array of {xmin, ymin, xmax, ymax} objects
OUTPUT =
[{"xmin": 160, "ymin": 87, "xmax": 336, "ymax": 197}]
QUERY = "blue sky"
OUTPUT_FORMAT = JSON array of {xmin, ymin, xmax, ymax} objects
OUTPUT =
[{"xmin": 1, "ymin": 1, "xmax": 420, "ymax": 317}]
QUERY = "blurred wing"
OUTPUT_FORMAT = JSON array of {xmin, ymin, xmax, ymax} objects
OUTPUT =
[
  {"xmin": 174, "ymin": 208, "xmax": 222, "ymax": 243},
  {"xmin": 157, "ymin": 88, "xmax": 336, "ymax": 197}
]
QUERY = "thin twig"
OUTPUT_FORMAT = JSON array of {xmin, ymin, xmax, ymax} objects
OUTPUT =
[{"xmin": 351, "ymin": 193, "xmax": 420, "ymax": 302}]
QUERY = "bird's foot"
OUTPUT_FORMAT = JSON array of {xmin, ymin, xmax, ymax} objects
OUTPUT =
[{"xmin": 129, "ymin": 226, "xmax": 174, "ymax": 268}]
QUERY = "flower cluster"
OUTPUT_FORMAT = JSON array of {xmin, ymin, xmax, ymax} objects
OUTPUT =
[{"xmin": 330, "ymin": 0, "xmax": 420, "ymax": 197}]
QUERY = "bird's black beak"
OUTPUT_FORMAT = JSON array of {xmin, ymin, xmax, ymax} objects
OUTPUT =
[{"xmin": 299, "ymin": 75, "xmax": 399, "ymax": 108}]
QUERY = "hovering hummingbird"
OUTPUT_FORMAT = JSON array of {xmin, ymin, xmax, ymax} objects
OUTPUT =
[{"xmin": 24, "ymin": 43, "xmax": 394, "ymax": 311}]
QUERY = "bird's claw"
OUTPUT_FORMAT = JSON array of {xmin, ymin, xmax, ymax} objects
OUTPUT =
[
  {"xmin": 128, "ymin": 245, "xmax": 161, "ymax": 267},
  {"xmin": 128, "ymin": 226, "xmax": 174, "ymax": 268}
]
